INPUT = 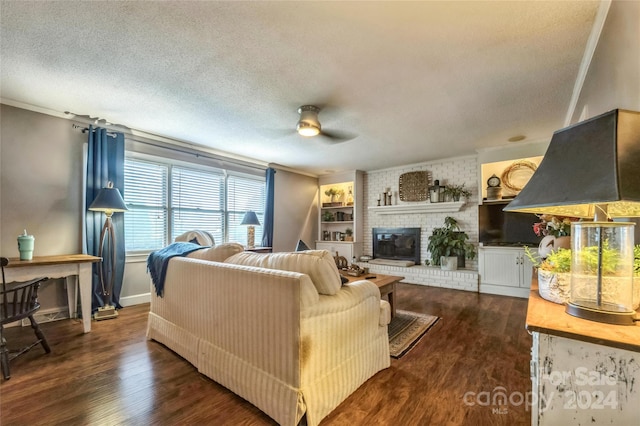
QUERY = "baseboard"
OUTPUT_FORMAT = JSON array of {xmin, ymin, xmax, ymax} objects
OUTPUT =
[
  {"xmin": 120, "ymin": 292, "xmax": 151, "ymax": 307},
  {"xmin": 479, "ymin": 284, "xmax": 530, "ymax": 299}
]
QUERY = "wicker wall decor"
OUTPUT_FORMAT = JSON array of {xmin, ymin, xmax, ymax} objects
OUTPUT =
[
  {"xmin": 500, "ymin": 160, "xmax": 538, "ymax": 192},
  {"xmin": 399, "ymin": 171, "xmax": 432, "ymax": 201}
]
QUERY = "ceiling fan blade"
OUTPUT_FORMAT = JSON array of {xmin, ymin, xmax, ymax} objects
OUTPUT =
[
  {"xmin": 263, "ymin": 128, "xmax": 297, "ymax": 139},
  {"xmin": 319, "ymin": 129, "xmax": 357, "ymax": 143}
]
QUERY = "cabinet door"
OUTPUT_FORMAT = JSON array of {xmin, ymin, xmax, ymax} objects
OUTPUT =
[
  {"xmin": 481, "ymin": 250, "xmax": 522, "ymax": 287},
  {"xmin": 519, "ymin": 252, "xmax": 534, "ymax": 288},
  {"xmin": 315, "ymin": 242, "xmax": 354, "ymax": 261}
]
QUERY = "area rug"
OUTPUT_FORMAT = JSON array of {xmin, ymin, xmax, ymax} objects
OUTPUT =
[{"xmin": 388, "ymin": 310, "xmax": 440, "ymax": 359}]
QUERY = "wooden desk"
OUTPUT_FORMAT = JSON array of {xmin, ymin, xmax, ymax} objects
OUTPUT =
[
  {"xmin": 341, "ymin": 272, "xmax": 404, "ymax": 317},
  {"xmin": 3, "ymin": 254, "xmax": 101, "ymax": 333}
]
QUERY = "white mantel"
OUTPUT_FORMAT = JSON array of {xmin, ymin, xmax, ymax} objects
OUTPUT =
[{"xmin": 368, "ymin": 201, "xmax": 465, "ymax": 215}]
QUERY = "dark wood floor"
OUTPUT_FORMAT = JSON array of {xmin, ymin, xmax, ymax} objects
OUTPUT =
[{"xmin": 0, "ymin": 284, "xmax": 532, "ymax": 426}]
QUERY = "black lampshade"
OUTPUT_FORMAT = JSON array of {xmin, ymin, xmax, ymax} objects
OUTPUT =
[
  {"xmin": 240, "ymin": 211, "xmax": 261, "ymax": 226},
  {"xmin": 504, "ymin": 109, "xmax": 640, "ymax": 219},
  {"xmin": 89, "ymin": 182, "xmax": 128, "ymax": 214}
]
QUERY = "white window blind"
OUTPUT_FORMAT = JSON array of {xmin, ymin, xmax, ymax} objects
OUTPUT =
[
  {"xmin": 124, "ymin": 159, "xmax": 168, "ymax": 251},
  {"xmin": 171, "ymin": 167, "xmax": 225, "ymax": 244},
  {"xmin": 124, "ymin": 155, "xmax": 265, "ymax": 252},
  {"xmin": 227, "ymin": 174, "xmax": 266, "ymax": 246}
]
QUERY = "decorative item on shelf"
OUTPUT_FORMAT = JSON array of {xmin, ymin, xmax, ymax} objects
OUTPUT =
[
  {"xmin": 17, "ymin": 229, "xmax": 35, "ymax": 261},
  {"xmin": 443, "ymin": 184, "xmax": 471, "ymax": 202},
  {"xmin": 500, "ymin": 159, "xmax": 538, "ymax": 193},
  {"xmin": 383, "ymin": 187, "xmax": 392, "ymax": 206},
  {"xmin": 323, "ymin": 187, "xmax": 343, "ymax": 206},
  {"xmin": 322, "ymin": 231, "xmax": 331, "ymax": 241},
  {"xmin": 322, "ymin": 211, "xmax": 335, "ymax": 222},
  {"xmin": 399, "ymin": 171, "xmax": 430, "ymax": 202},
  {"xmin": 89, "ymin": 181, "xmax": 128, "ymax": 321},
  {"xmin": 376, "ymin": 194, "xmax": 381, "ymax": 206},
  {"xmin": 505, "ymin": 109, "xmax": 640, "ymax": 325},
  {"xmin": 486, "ymin": 174, "xmax": 502, "ymax": 200},
  {"xmin": 427, "ymin": 216, "xmax": 476, "ymax": 268},
  {"xmin": 344, "ymin": 228, "xmax": 353, "ymax": 241},
  {"xmin": 428, "ymin": 180, "xmax": 444, "ymax": 203},
  {"xmin": 346, "ymin": 186, "xmax": 354, "ymax": 206},
  {"xmin": 240, "ymin": 211, "xmax": 261, "ymax": 249}
]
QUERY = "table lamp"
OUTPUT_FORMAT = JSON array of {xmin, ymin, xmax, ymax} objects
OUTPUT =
[
  {"xmin": 89, "ymin": 181, "xmax": 128, "ymax": 320},
  {"xmin": 505, "ymin": 109, "xmax": 640, "ymax": 325},
  {"xmin": 241, "ymin": 211, "xmax": 261, "ymax": 249}
]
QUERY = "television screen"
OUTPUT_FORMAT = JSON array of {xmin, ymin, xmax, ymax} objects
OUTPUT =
[{"xmin": 479, "ymin": 202, "xmax": 540, "ymax": 246}]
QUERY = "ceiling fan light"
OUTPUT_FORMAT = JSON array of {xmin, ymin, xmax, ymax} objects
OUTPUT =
[{"xmin": 297, "ymin": 121, "xmax": 320, "ymax": 137}]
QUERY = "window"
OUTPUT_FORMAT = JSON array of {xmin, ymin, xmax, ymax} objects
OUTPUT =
[{"xmin": 124, "ymin": 154, "xmax": 265, "ymax": 252}]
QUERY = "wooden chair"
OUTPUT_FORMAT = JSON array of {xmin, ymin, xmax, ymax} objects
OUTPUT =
[{"xmin": 0, "ymin": 257, "xmax": 50, "ymax": 380}]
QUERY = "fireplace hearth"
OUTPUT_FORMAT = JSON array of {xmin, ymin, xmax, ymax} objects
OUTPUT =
[{"xmin": 372, "ymin": 227, "xmax": 421, "ymax": 265}]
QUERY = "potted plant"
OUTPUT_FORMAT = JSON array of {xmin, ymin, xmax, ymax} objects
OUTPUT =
[
  {"xmin": 427, "ymin": 216, "xmax": 476, "ymax": 269},
  {"xmin": 322, "ymin": 211, "xmax": 334, "ymax": 222},
  {"xmin": 525, "ymin": 246, "xmax": 572, "ymax": 304},
  {"xmin": 324, "ymin": 187, "xmax": 344, "ymax": 203},
  {"xmin": 344, "ymin": 228, "xmax": 353, "ymax": 241},
  {"xmin": 444, "ymin": 184, "xmax": 472, "ymax": 202},
  {"xmin": 525, "ymin": 244, "xmax": 640, "ymax": 307}
]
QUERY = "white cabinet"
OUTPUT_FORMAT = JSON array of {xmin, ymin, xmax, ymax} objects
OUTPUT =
[
  {"xmin": 316, "ymin": 171, "xmax": 363, "ymax": 260},
  {"xmin": 478, "ymin": 246, "xmax": 533, "ymax": 298},
  {"xmin": 315, "ymin": 241, "xmax": 357, "ymax": 264}
]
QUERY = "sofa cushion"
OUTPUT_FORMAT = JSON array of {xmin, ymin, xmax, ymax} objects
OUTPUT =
[
  {"xmin": 188, "ymin": 243, "xmax": 244, "ymax": 262},
  {"xmin": 225, "ymin": 250, "xmax": 342, "ymax": 295}
]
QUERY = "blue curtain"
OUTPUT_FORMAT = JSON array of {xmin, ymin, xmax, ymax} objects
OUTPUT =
[
  {"xmin": 261, "ymin": 167, "xmax": 276, "ymax": 248},
  {"xmin": 85, "ymin": 126, "xmax": 125, "ymax": 311}
]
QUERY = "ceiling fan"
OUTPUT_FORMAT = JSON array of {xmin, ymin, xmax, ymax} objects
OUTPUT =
[{"xmin": 293, "ymin": 105, "xmax": 356, "ymax": 143}]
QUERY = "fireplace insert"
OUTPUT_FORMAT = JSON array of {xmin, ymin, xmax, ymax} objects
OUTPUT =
[{"xmin": 372, "ymin": 227, "xmax": 421, "ymax": 265}]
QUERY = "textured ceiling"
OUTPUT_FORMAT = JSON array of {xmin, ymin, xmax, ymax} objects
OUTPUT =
[{"xmin": 1, "ymin": 1, "xmax": 600, "ymax": 176}]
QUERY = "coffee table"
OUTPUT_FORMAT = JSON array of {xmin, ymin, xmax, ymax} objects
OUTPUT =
[{"xmin": 341, "ymin": 272, "xmax": 404, "ymax": 317}]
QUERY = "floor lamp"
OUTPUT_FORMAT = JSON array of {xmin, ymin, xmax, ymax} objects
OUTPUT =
[
  {"xmin": 89, "ymin": 181, "xmax": 128, "ymax": 320},
  {"xmin": 241, "ymin": 211, "xmax": 261, "ymax": 249}
]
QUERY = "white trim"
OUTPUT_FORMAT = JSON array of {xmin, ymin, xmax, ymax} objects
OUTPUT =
[
  {"xmin": 368, "ymin": 201, "xmax": 465, "ymax": 214},
  {"xmin": 564, "ymin": 0, "xmax": 612, "ymax": 126},
  {"xmin": 120, "ymin": 292, "xmax": 151, "ymax": 307},
  {"xmin": 479, "ymin": 283, "xmax": 530, "ymax": 299}
]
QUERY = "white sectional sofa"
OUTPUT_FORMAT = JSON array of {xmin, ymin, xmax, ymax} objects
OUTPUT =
[{"xmin": 147, "ymin": 245, "xmax": 390, "ymax": 426}]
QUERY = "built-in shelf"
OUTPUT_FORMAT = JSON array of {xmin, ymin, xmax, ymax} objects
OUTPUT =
[
  {"xmin": 368, "ymin": 201, "xmax": 465, "ymax": 215},
  {"xmin": 321, "ymin": 221, "xmax": 354, "ymax": 224}
]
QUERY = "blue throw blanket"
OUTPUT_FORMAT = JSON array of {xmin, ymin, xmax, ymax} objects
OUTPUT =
[{"xmin": 147, "ymin": 242, "xmax": 206, "ymax": 297}]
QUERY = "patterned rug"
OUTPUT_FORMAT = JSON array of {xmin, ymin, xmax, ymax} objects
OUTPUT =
[{"xmin": 388, "ymin": 310, "xmax": 440, "ymax": 359}]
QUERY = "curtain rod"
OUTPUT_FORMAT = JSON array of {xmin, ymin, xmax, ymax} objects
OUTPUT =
[
  {"xmin": 72, "ymin": 123, "xmax": 118, "ymax": 137},
  {"xmin": 71, "ymin": 123, "xmax": 267, "ymax": 173}
]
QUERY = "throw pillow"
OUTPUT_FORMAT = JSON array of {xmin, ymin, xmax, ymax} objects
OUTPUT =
[
  {"xmin": 188, "ymin": 242, "xmax": 244, "ymax": 262},
  {"xmin": 225, "ymin": 250, "xmax": 342, "ymax": 295}
]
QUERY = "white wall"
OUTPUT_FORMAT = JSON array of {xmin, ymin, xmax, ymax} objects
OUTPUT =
[
  {"xmin": 0, "ymin": 105, "xmax": 85, "ymax": 309},
  {"xmin": 571, "ymin": 0, "xmax": 640, "ymax": 121},
  {"xmin": 272, "ymin": 167, "xmax": 318, "ymax": 253}
]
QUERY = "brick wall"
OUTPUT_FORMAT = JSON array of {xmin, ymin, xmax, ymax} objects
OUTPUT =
[{"xmin": 362, "ymin": 155, "xmax": 479, "ymax": 289}]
